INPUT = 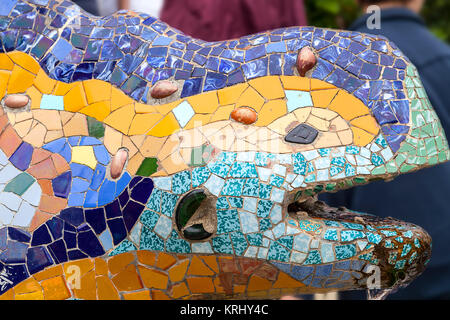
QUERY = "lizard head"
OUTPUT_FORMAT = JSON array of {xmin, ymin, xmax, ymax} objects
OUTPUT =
[{"xmin": 0, "ymin": 0, "xmax": 447, "ymax": 299}]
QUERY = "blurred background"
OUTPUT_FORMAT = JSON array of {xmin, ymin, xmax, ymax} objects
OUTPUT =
[{"xmin": 94, "ymin": 0, "xmax": 450, "ymax": 42}]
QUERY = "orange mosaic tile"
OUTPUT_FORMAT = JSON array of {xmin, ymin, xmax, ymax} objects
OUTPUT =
[
  {"xmin": 123, "ymin": 290, "xmax": 152, "ymax": 300},
  {"xmin": 186, "ymin": 277, "xmax": 215, "ymax": 294},
  {"xmin": 168, "ymin": 260, "xmax": 189, "ymax": 283},
  {"xmin": 138, "ymin": 266, "xmax": 169, "ymax": 290},
  {"xmin": 108, "ymin": 252, "xmax": 135, "ymax": 274},
  {"xmin": 155, "ymin": 252, "xmax": 177, "ymax": 270},
  {"xmin": 111, "ymin": 264, "xmax": 143, "ymax": 291},
  {"xmin": 41, "ymin": 276, "xmax": 71, "ymax": 300},
  {"xmin": 96, "ymin": 276, "xmax": 120, "ymax": 300}
]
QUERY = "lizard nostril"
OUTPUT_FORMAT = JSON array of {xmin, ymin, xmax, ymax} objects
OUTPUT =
[
  {"xmin": 175, "ymin": 189, "xmax": 216, "ymax": 241},
  {"xmin": 285, "ymin": 123, "xmax": 318, "ymax": 144}
]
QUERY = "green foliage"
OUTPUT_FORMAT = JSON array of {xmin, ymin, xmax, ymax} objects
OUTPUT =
[
  {"xmin": 422, "ymin": 0, "xmax": 450, "ymax": 43},
  {"xmin": 305, "ymin": 0, "xmax": 450, "ymax": 43},
  {"xmin": 305, "ymin": 0, "xmax": 359, "ymax": 30}
]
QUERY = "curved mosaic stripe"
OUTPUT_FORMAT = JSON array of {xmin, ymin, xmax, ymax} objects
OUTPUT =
[{"xmin": 1, "ymin": 52, "xmax": 380, "ymax": 142}]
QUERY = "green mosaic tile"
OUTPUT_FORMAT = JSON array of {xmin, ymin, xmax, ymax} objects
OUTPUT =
[
  {"xmin": 421, "ymin": 123, "xmax": 434, "ymax": 137},
  {"xmin": 425, "ymin": 137, "xmax": 437, "ymax": 156},
  {"xmin": 136, "ymin": 157, "xmax": 158, "ymax": 176},
  {"xmin": 428, "ymin": 156, "xmax": 438, "ymax": 165},
  {"xmin": 410, "ymin": 99, "xmax": 422, "ymax": 111},
  {"xmin": 371, "ymin": 166, "xmax": 386, "ymax": 175},
  {"xmin": 87, "ymin": 116, "xmax": 105, "ymax": 138},
  {"xmin": 400, "ymin": 164, "xmax": 416, "ymax": 173},
  {"xmin": 4, "ymin": 172, "xmax": 35, "ymax": 196}
]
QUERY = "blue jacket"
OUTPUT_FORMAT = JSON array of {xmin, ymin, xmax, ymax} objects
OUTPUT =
[{"xmin": 320, "ymin": 8, "xmax": 450, "ymax": 299}]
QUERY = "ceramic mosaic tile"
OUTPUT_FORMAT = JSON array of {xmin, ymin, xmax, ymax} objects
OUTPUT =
[{"xmin": 0, "ymin": 0, "xmax": 447, "ymax": 300}]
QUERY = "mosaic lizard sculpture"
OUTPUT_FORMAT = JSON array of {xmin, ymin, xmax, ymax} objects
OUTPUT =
[{"xmin": 0, "ymin": 0, "xmax": 447, "ymax": 300}]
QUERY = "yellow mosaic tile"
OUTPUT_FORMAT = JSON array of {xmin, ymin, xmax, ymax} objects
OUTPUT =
[
  {"xmin": 330, "ymin": 117, "xmax": 351, "ymax": 131},
  {"xmin": 123, "ymin": 290, "xmax": 152, "ymax": 300},
  {"xmin": 171, "ymin": 282, "xmax": 190, "ymax": 299},
  {"xmin": 8, "ymin": 65, "xmax": 36, "ymax": 94},
  {"xmin": 280, "ymin": 75, "xmax": 310, "ymax": 91},
  {"xmin": 134, "ymin": 102, "xmax": 158, "ymax": 114},
  {"xmin": 235, "ymin": 86, "xmax": 265, "ymax": 112},
  {"xmin": 122, "ymin": 135, "xmax": 139, "ymax": 158},
  {"xmin": 7, "ymin": 51, "xmax": 40, "ymax": 74},
  {"xmin": 350, "ymin": 115, "xmax": 380, "ymax": 135},
  {"xmin": 255, "ymin": 99, "xmax": 287, "ymax": 126},
  {"xmin": 311, "ymin": 88, "xmax": 339, "ymax": 108},
  {"xmin": 138, "ymin": 266, "xmax": 169, "ymax": 290},
  {"xmin": 0, "ymin": 54, "xmax": 14, "ymax": 70},
  {"xmin": 0, "ymin": 70, "xmax": 9, "ymax": 97},
  {"xmin": 104, "ymin": 103, "xmax": 135, "ymax": 134},
  {"xmin": 158, "ymin": 135, "xmax": 180, "ymax": 160},
  {"xmin": 310, "ymin": 107, "xmax": 339, "ymax": 121},
  {"xmin": 79, "ymin": 101, "xmax": 111, "ymax": 121},
  {"xmin": 160, "ymin": 152, "xmax": 189, "ymax": 174},
  {"xmin": 249, "ymin": 76, "xmax": 285, "ymax": 100},
  {"xmin": 41, "ymin": 276, "xmax": 71, "ymax": 300},
  {"xmin": 83, "ymin": 79, "xmax": 111, "ymax": 104},
  {"xmin": 146, "ymin": 113, "xmax": 180, "ymax": 137},
  {"xmin": 111, "ymin": 87, "xmax": 135, "ymax": 111},
  {"xmin": 64, "ymin": 83, "xmax": 88, "ymax": 112},
  {"xmin": 33, "ymin": 265, "xmax": 64, "ymax": 282},
  {"xmin": 210, "ymin": 104, "xmax": 235, "ymax": 122},
  {"xmin": 154, "ymin": 100, "xmax": 179, "ymax": 116},
  {"xmin": 53, "ymin": 81, "xmax": 75, "ymax": 96},
  {"xmin": 188, "ymin": 90, "xmax": 220, "ymax": 113},
  {"xmin": 351, "ymin": 127, "xmax": 376, "ymax": 146},
  {"xmin": 13, "ymin": 277, "xmax": 41, "ymax": 295},
  {"xmin": 184, "ymin": 114, "xmax": 211, "ymax": 130},
  {"xmin": 33, "ymin": 110, "xmax": 62, "ymax": 130},
  {"xmin": 34, "ymin": 69, "xmax": 57, "ymax": 94},
  {"xmin": 217, "ymin": 83, "xmax": 248, "ymax": 105},
  {"xmin": 328, "ymin": 90, "xmax": 370, "ymax": 121},
  {"xmin": 71, "ymin": 146, "xmax": 98, "ymax": 169},
  {"xmin": 26, "ymin": 85, "xmax": 42, "ymax": 109},
  {"xmin": 310, "ymin": 78, "xmax": 337, "ymax": 90},
  {"xmin": 14, "ymin": 119, "xmax": 33, "ymax": 137}
]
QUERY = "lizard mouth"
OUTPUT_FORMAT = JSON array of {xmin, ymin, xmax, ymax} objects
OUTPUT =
[
  {"xmin": 175, "ymin": 188, "xmax": 432, "ymax": 292},
  {"xmin": 287, "ymin": 195, "xmax": 432, "ymax": 291}
]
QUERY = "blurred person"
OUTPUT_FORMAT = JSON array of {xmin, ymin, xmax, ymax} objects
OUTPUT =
[
  {"xmin": 320, "ymin": 0, "xmax": 450, "ymax": 299},
  {"xmin": 73, "ymin": 0, "xmax": 100, "ymax": 15},
  {"xmin": 117, "ymin": 0, "xmax": 164, "ymax": 18},
  {"xmin": 158, "ymin": 0, "xmax": 307, "ymax": 41}
]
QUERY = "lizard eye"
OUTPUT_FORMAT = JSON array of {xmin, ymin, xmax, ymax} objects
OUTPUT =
[
  {"xmin": 285, "ymin": 123, "xmax": 318, "ymax": 144},
  {"xmin": 175, "ymin": 189, "xmax": 216, "ymax": 241}
]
